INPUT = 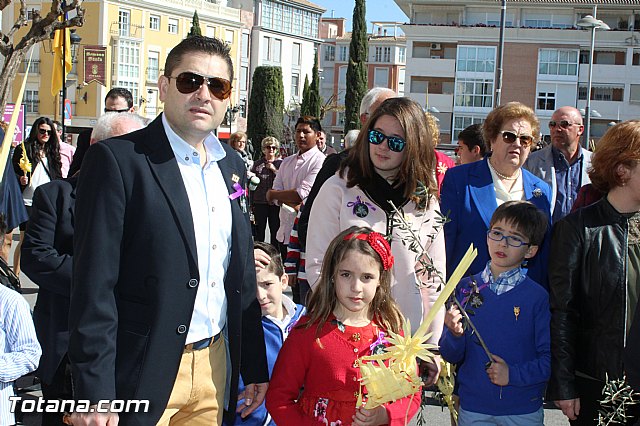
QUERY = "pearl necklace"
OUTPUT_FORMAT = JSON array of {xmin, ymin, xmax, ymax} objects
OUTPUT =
[{"xmin": 489, "ymin": 159, "xmax": 520, "ymax": 181}]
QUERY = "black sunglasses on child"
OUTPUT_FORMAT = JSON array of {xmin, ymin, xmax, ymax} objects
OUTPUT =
[
  {"xmin": 166, "ymin": 72, "xmax": 232, "ymax": 100},
  {"xmin": 499, "ymin": 130, "xmax": 535, "ymax": 148},
  {"xmin": 368, "ymin": 129, "xmax": 406, "ymax": 153}
]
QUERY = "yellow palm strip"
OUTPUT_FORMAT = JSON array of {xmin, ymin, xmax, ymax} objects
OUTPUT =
[{"xmin": 0, "ymin": 48, "xmax": 34, "ymax": 180}]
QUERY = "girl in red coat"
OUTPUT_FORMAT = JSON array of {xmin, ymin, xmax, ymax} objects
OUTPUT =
[{"xmin": 266, "ymin": 226, "xmax": 421, "ymax": 426}]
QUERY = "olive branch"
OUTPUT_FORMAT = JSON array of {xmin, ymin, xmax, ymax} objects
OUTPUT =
[{"xmin": 598, "ymin": 375, "xmax": 639, "ymax": 425}]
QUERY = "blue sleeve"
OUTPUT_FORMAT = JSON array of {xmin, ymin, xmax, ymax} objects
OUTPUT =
[
  {"xmin": 440, "ymin": 170, "xmax": 459, "ymax": 280},
  {"xmin": 507, "ymin": 292, "xmax": 551, "ymax": 387}
]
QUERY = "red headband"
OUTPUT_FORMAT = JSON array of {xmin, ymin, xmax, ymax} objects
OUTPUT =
[{"xmin": 344, "ymin": 232, "xmax": 394, "ymax": 271}]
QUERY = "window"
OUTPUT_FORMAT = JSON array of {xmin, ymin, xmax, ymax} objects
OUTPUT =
[
  {"xmin": 325, "ymin": 45, "xmax": 335, "ymax": 61},
  {"xmin": 410, "ymin": 77, "xmax": 429, "ymax": 94},
  {"xmin": 25, "ymin": 90, "xmax": 38, "ymax": 113},
  {"xmin": 118, "ymin": 9, "xmax": 130, "ymax": 37},
  {"xmin": 168, "ymin": 18, "xmax": 178, "ymax": 34},
  {"xmin": 457, "ymin": 46, "xmax": 495, "ymax": 73},
  {"xmin": 240, "ymin": 66, "xmax": 248, "ymax": 92},
  {"xmin": 117, "ymin": 40, "xmax": 141, "ymax": 105},
  {"xmin": 27, "ymin": 9, "xmax": 38, "ymax": 20},
  {"xmin": 338, "ymin": 46, "xmax": 348, "ymax": 62},
  {"xmin": 630, "ymin": 84, "xmax": 640, "ymax": 103},
  {"xmin": 374, "ymin": 47, "xmax": 383, "ymax": 62},
  {"xmin": 633, "ymin": 51, "xmax": 640, "ymax": 66},
  {"xmin": 578, "ymin": 85, "xmax": 624, "ymax": 101},
  {"xmin": 338, "ymin": 65, "xmax": 347, "ymax": 87},
  {"xmin": 263, "ymin": 36, "xmax": 271, "ymax": 61},
  {"xmin": 374, "ymin": 68, "xmax": 389, "ymax": 88},
  {"xmin": 538, "ymin": 49, "xmax": 578, "ymax": 76},
  {"xmin": 412, "ymin": 42, "xmax": 430, "ymax": 58},
  {"xmin": 453, "ymin": 115, "xmax": 484, "ymax": 139},
  {"xmin": 149, "ymin": 15, "xmax": 160, "ymax": 31},
  {"xmin": 537, "ymin": 92, "xmax": 555, "ymax": 111},
  {"xmin": 272, "ymin": 39, "xmax": 281, "ymax": 63},
  {"xmin": 21, "ymin": 60, "xmax": 40, "ymax": 74},
  {"xmin": 242, "ymin": 33, "xmax": 250, "ymax": 59},
  {"xmin": 207, "ymin": 26, "xmax": 216, "ymax": 38},
  {"xmin": 147, "ymin": 51, "xmax": 159, "ymax": 81},
  {"xmin": 291, "ymin": 73, "xmax": 300, "ymax": 97},
  {"xmin": 383, "ymin": 47, "xmax": 391, "ymax": 62},
  {"xmin": 292, "ymin": 43, "xmax": 301, "ymax": 66},
  {"xmin": 399, "ymin": 47, "xmax": 406, "ymax": 63},
  {"xmin": 455, "ymin": 78, "xmax": 494, "ymax": 108},
  {"xmin": 524, "ymin": 19, "xmax": 551, "ymax": 28},
  {"xmin": 225, "ymin": 29, "xmax": 234, "ymax": 46}
]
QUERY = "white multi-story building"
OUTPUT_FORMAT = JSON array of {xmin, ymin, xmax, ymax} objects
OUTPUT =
[
  {"xmin": 320, "ymin": 18, "xmax": 406, "ymax": 139},
  {"xmin": 395, "ymin": 0, "xmax": 640, "ymax": 142},
  {"xmin": 247, "ymin": 0, "xmax": 325, "ymax": 114}
]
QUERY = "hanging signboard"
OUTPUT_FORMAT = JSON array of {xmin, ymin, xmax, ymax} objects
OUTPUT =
[{"xmin": 83, "ymin": 45, "xmax": 107, "ymax": 86}]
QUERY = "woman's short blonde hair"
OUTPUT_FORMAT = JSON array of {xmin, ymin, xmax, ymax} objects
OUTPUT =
[{"xmin": 261, "ymin": 136, "xmax": 281, "ymax": 157}]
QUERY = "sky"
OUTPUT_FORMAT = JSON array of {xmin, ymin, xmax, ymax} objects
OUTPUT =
[{"xmin": 316, "ymin": 0, "xmax": 408, "ymax": 32}]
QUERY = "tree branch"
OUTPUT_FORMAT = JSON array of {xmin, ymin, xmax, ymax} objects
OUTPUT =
[{"xmin": 14, "ymin": 0, "xmax": 84, "ymax": 51}]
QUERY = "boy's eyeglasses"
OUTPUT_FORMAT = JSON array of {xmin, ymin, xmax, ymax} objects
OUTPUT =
[
  {"xmin": 549, "ymin": 120, "xmax": 580, "ymax": 129},
  {"xmin": 38, "ymin": 129, "xmax": 52, "ymax": 136},
  {"xmin": 368, "ymin": 129, "xmax": 406, "ymax": 153},
  {"xmin": 487, "ymin": 229, "xmax": 531, "ymax": 248},
  {"xmin": 499, "ymin": 130, "xmax": 535, "ymax": 148},
  {"xmin": 166, "ymin": 72, "xmax": 232, "ymax": 100}
]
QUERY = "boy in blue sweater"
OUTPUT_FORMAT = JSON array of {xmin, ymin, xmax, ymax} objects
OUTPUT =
[
  {"xmin": 226, "ymin": 241, "xmax": 305, "ymax": 426},
  {"xmin": 440, "ymin": 200, "xmax": 550, "ymax": 425}
]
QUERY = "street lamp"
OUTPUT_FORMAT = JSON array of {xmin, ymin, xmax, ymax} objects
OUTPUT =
[{"xmin": 577, "ymin": 12, "xmax": 609, "ymax": 149}]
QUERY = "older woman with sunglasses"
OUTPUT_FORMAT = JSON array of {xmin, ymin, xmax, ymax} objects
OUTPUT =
[
  {"xmin": 440, "ymin": 102, "xmax": 552, "ymax": 288},
  {"xmin": 251, "ymin": 136, "xmax": 282, "ymax": 243},
  {"xmin": 305, "ymin": 97, "xmax": 446, "ymax": 385}
]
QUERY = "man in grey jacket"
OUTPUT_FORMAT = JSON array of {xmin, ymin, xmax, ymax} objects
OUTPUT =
[{"xmin": 524, "ymin": 106, "xmax": 592, "ymax": 222}]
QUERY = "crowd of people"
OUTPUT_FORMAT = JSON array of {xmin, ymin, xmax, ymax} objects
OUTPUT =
[{"xmin": 0, "ymin": 34, "xmax": 638, "ymax": 426}]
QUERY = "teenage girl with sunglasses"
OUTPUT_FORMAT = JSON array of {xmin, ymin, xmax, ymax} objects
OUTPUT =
[
  {"xmin": 306, "ymin": 97, "xmax": 446, "ymax": 385},
  {"xmin": 266, "ymin": 226, "xmax": 421, "ymax": 426},
  {"xmin": 12, "ymin": 116, "xmax": 63, "ymax": 275}
]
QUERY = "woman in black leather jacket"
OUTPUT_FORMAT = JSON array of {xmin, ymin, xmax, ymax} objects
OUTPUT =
[{"xmin": 548, "ymin": 119, "xmax": 640, "ymax": 425}]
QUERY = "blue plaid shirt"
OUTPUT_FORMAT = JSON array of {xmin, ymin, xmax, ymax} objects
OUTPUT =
[{"xmin": 481, "ymin": 261, "xmax": 527, "ymax": 295}]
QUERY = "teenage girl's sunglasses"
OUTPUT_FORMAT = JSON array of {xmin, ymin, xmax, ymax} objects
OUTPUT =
[
  {"xmin": 38, "ymin": 129, "xmax": 52, "ymax": 136},
  {"xmin": 368, "ymin": 129, "xmax": 406, "ymax": 153},
  {"xmin": 499, "ymin": 130, "xmax": 535, "ymax": 148},
  {"xmin": 166, "ymin": 72, "xmax": 232, "ymax": 100}
]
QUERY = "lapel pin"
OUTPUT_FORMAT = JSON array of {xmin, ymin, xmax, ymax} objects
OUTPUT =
[
  {"xmin": 514, "ymin": 306, "xmax": 520, "ymax": 321},
  {"xmin": 231, "ymin": 173, "xmax": 240, "ymax": 183},
  {"xmin": 532, "ymin": 188, "xmax": 542, "ymax": 198}
]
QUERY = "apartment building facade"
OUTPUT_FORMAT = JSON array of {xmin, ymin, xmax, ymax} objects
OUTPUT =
[
  {"xmin": 3, "ymin": 0, "xmax": 244, "ymax": 130},
  {"xmin": 320, "ymin": 18, "xmax": 407, "ymax": 141},
  {"xmin": 395, "ymin": 0, "xmax": 640, "ymax": 143}
]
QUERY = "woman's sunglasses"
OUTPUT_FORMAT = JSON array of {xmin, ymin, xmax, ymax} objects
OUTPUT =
[
  {"xmin": 167, "ymin": 72, "xmax": 232, "ymax": 100},
  {"xmin": 38, "ymin": 129, "xmax": 52, "ymax": 136},
  {"xmin": 499, "ymin": 130, "xmax": 535, "ymax": 148},
  {"xmin": 263, "ymin": 145, "xmax": 278, "ymax": 150},
  {"xmin": 368, "ymin": 129, "xmax": 406, "ymax": 153}
]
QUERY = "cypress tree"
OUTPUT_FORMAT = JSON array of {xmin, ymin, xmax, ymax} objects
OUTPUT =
[
  {"xmin": 188, "ymin": 11, "xmax": 202, "ymax": 37},
  {"xmin": 247, "ymin": 66, "xmax": 285, "ymax": 156},
  {"xmin": 300, "ymin": 75, "xmax": 311, "ymax": 116},
  {"xmin": 344, "ymin": 0, "xmax": 368, "ymax": 133},
  {"xmin": 308, "ymin": 50, "xmax": 321, "ymax": 118}
]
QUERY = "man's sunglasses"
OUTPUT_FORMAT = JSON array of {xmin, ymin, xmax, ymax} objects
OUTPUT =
[
  {"xmin": 167, "ymin": 72, "xmax": 232, "ymax": 100},
  {"xmin": 38, "ymin": 129, "xmax": 52, "ymax": 136},
  {"xmin": 548, "ymin": 120, "xmax": 580, "ymax": 129},
  {"xmin": 104, "ymin": 108, "xmax": 130, "ymax": 113},
  {"xmin": 368, "ymin": 129, "xmax": 406, "ymax": 153},
  {"xmin": 499, "ymin": 130, "xmax": 535, "ymax": 148}
]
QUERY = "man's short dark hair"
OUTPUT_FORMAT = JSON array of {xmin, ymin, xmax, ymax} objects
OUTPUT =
[
  {"xmin": 105, "ymin": 88, "xmax": 134, "ymax": 109},
  {"xmin": 458, "ymin": 123, "xmax": 486, "ymax": 155},
  {"xmin": 164, "ymin": 36, "xmax": 234, "ymax": 84},
  {"xmin": 296, "ymin": 116, "xmax": 322, "ymax": 133},
  {"xmin": 489, "ymin": 201, "xmax": 548, "ymax": 246},
  {"xmin": 253, "ymin": 241, "xmax": 284, "ymax": 277}
]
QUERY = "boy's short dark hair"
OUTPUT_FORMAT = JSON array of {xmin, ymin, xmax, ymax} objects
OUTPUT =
[
  {"xmin": 296, "ymin": 116, "xmax": 322, "ymax": 133},
  {"xmin": 489, "ymin": 201, "xmax": 548, "ymax": 246},
  {"xmin": 458, "ymin": 123, "xmax": 486, "ymax": 155},
  {"xmin": 105, "ymin": 88, "xmax": 134, "ymax": 108},
  {"xmin": 254, "ymin": 241, "xmax": 284, "ymax": 277}
]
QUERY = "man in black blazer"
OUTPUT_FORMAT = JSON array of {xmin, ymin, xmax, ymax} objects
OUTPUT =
[
  {"xmin": 21, "ymin": 112, "xmax": 147, "ymax": 426},
  {"xmin": 68, "ymin": 36, "xmax": 268, "ymax": 426}
]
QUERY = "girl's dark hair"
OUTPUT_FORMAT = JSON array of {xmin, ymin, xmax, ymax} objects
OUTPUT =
[
  {"xmin": 25, "ymin": 117, "xmax": 63, "ymax": 180},
  {"xmin": 341, "ymin": 97, "xmax": 438, "ymax": 206},
  {"xmin": 304, "ymin": 226, "xmax": 403, "ymax": 335}
]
